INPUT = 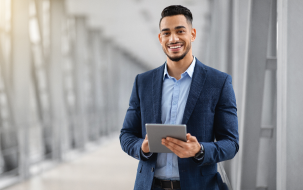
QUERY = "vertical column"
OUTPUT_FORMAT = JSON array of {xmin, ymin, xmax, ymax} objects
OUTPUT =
[
  {"xmin": 89, "ymin": 29, "xmax": 103, "ymax": 140},
  {"xmin": 119, "ymin": 51, "xmax": 126, "ymax": 129},
  {"xmin": 121, "ymin": 53, "xmax": 133, "ymax": 131},
  {"xmin": 239, "ymin": 0, "xmax": 273, "ymax": 189},
  {"xmin": 49, "ymin": 0, "xmax": 68, "ymax": 160},
  {"xmin": 112, "ymin": 45, "xmax": 120, "ymax": 131},
  {"xmin": 277, "ymin": 0, "xmax": 303, "ymax": 189},
  {"xmin": 99, "ymin": 38, "xmax": 109, "ymax": 136},
  {"xmin": 73, "ymin": 16, "xmax": 88, "ymax": 149},
  {"xmin": 119, "ymin": 51, "xmax": 132, "ymax": 130},
  {"xmin": 105, "ymin": 41, "xmax": 115, "ymax": 133},
  {"xmin": 224, "ymin": 0, "xmax": 251, "ymax": 189},
  {"xmin": 0, "ymin": 19, "xmax": 17, "ymax": 176},
  {"xmin": 11, "ymin": 0, "xmax": 31, "ymax": 178},
  {"xmin": 98, "ymin": 37, "xmax": 108, "ymax": 136},
  {"xmin": 30, "ymin": 0, "xmax": 53, "ymax": 163},
  {"xmin": 61, "ymin": 17, "xmax": 77, "ymax": 151},
  {"xmin": 85, "ymin": 30, "xmax": 94, "ymax": 141},
  {"xmin": 115, "ymin": 48, "xmax": 122, "ymax": 131},
  {"xmin": 205, "ymin": 0, "xmax": 232, "ymax": 73},
  {"xmin": 256, "ymin": 1, "xmax": 277, "ymax": 189},
  {"xmin": 0, "ymin": 34, "xmax": 4, "ymax": 174}
]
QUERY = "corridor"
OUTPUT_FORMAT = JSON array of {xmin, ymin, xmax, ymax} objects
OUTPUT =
[
  {"xmin": 0, "ymin": 0, "xmax": 303, "ymax": 189},
  {"xmin": 4, "ymin": 133, "xmax": 137, "ymax": 190}
]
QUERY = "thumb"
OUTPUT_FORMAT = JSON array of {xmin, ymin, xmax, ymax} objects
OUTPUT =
[
  {"xmin": 187, "ymin": 133, "xmax": 197, "ymax": 142},
  {"xmin": 188, "ymin": 135, "xmax": 197, "ymax": 142},
  {"xmin": 145, "ymin": 134, "xmax": 148, "ymax": 140},
  {"xmin": 186, "ymin": 133, "xmax": 191, "ymax": 142}
]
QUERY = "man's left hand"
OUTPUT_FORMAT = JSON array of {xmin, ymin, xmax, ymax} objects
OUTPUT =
[{"xmin": 162, "ymin": 133, "xmax": 201, "ymax": 158}]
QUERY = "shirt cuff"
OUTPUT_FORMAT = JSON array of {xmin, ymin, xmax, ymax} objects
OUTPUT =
[{"xmin": 140, "ymin": 148, "xmax": 153, "ymax": 159}]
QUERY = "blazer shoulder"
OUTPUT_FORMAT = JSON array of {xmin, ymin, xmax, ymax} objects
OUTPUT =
[
  {"xmin": 136, "ymin": 63, "xmax": 165, "ymax": 82},
  {"xmin": 196, "ymin": 59, "xmax": 231, "ymax": 85},
  {"xmin": 204, "ymin": 65, "xmax": 229, "ymax": 78},
  {"xmin": 205, "ymin": 65, "xmax": 229, "ymax": 78}
]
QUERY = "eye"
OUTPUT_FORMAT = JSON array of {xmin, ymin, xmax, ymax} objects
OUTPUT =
[
  {"xmin": 178, "ymin": 30, "xmax": 185, "ymax": 34},
  {"xmin": 163, "ymin": 32, "xmax": 169, "ymax": 36}
]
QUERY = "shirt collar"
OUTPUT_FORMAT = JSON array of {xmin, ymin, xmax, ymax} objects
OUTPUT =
[{"xmin": 163, "ymin": 56, "xmax": 196, "ymax": 80}]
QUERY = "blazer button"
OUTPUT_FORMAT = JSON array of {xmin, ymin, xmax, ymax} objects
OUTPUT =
[{"xmin": 151, "ymin": 167, "xmax": 154, "ymax": 172}]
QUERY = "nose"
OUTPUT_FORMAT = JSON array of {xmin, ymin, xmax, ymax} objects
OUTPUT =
[{"xmin": 169, "ymin": 33, "xmax": 179, "ymax": 43}]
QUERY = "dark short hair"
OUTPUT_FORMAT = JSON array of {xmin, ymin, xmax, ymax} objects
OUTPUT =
[{"xmin": 159, "ymin": 5, "xmax": 193, "ymax": 28}]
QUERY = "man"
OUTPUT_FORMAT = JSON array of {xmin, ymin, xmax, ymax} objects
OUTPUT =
[{"xmin": 120, "ymin": 5, "xmax": 239, "ymax": 190}]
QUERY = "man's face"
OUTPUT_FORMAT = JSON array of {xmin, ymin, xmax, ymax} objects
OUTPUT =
[{"xmin": 158, "ymin": 15, "xmax": 196, "ymax": 62}]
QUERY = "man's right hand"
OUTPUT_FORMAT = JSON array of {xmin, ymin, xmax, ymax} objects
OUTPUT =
[{"xmin": 141, "ymin": 134, "xmax": 150, "ymax": 153}]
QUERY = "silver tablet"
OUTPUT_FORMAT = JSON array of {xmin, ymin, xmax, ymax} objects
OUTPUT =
[{"xmin": 145, "ymin": 124, "xmax": 187, "ymax": 153}]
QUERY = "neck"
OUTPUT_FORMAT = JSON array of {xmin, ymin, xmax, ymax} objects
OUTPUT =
[{"xmin": 166, "ymin": 51, "xmax": 193, "ymax": 80}]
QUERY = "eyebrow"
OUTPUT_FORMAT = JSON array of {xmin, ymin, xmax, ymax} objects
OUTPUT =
[
  {"xmin": 175, "ymin": 26, "xmax": 186, "ymax": 29},
  {"xmin": 161, "ymin": 25, "xmax": 186, "ymax": 32}
]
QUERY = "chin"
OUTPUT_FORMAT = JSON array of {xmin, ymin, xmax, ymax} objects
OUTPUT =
[{"xmin": 168, "ymin": 55, "xmax": 186, "ymax": 62}]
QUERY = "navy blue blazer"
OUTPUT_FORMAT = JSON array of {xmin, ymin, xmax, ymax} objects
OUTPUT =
[{"xmin": 120, "ymin": 59, "xmax": 239, "ymax": 190}]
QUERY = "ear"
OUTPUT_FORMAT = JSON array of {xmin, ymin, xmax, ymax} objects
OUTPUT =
[
  {"xmin": 191, "ymin": 28, "xmax": 196, "ymax": 42},
  {"xmin": 158, "ymin": 33, "xmax": 162, "ymax": 43}
]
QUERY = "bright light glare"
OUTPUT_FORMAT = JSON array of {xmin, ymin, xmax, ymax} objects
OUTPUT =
[{"xmin": 0, "ymin": 0, "xmax": 11, "ymax": 31}]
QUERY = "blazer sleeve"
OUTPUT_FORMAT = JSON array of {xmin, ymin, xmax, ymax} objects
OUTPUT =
[
  {"xmin": 198, "ymin": 74, "xmax": 239, "ymax": 166},
  {"xmin": 119, "ymin": 75, "xmax": 146, "ymax": 161}
]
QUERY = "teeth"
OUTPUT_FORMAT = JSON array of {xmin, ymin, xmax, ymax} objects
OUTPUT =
[{"xmin": 170, "ymin": 46, "xmax": 181, "ymax": 49}]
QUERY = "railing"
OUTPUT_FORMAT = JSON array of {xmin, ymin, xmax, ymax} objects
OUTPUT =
[{"xmin": 217, "ymin": 162, "xmax": 233, "ymax": 190}]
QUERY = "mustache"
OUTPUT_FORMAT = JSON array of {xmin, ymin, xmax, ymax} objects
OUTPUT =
[{"xmin": 167, "ymin": 42, "xmax": 183, "ymax": 45}]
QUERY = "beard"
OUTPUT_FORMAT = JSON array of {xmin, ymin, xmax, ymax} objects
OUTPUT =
[{"xmin": 163, "ymin": 43, "xmax": 191, "ymax": 62}]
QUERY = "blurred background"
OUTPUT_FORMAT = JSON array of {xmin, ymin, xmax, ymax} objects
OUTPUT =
[{"xmin": 0, "ymin": 0, "xmax": 302, "ymax": 189}]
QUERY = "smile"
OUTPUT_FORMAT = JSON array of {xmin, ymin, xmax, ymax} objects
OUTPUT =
[
  {"xmin": 168, "ymin": 44, "xmax": 183, "ymax": 51},
  {"xmin": 170, "ymin": 45, "xmax": 182, "ymax": 49}
]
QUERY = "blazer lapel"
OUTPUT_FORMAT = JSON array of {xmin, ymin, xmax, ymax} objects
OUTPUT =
[
  {"xmin": 182, "ymin": 59, "xmax": 208, "ymax": 124},
  {"xmin": 152, "ymin": 64, "xmax": 165, "ymax": 123}
]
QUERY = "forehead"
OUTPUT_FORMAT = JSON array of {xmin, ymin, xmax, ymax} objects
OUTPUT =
[{"xmin": 160, "ymin": 15, "xmax": 190, "ymax": 30}]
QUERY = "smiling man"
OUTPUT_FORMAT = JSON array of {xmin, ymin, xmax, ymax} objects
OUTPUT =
[{"xmin": 120, "ymin": 5, "xmax": 239, "ymax": 190}]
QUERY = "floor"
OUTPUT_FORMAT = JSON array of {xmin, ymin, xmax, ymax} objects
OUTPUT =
[{"xmin": 4, "ymin": 133, "xmax": 138, "ymax": 190}]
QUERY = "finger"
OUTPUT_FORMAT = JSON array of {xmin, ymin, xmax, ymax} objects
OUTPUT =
[
  {"xmin": 186, "ymin": 133, "xmax": 191, "ymax": 142},
  {"xmin": 162, "ymin": 138, "xmax": 178, "ymax": 148},
  {"xmin": 166, "ymin": 145, "xmax": 184, "ymax": 157},
  {"xmin": 162, "ymin": 139, "xmax": 183, "ymax": 150},
  {"xmin": 188, "ymin": 135, "xmax": 198, "ymax": 142},
  {"xmin": 166, "ymin": 137, "xmax": 187, "ymax": 147},
  {"xmin": 163, "ymin": 142, "xmax": 189, "ymax": 158},
  {"xmin": 145, "ymin": 134, "xmax": 148, "ymax": 140}
]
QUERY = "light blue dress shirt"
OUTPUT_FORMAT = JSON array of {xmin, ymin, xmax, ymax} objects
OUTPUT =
[{"xmin": 153, "ymin": 57, "xmax": 196, "ymax": 180}]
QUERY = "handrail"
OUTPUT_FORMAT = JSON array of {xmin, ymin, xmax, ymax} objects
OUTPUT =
[{"xmin": 217, "ymin": 162, "xmax": 233, "ymax": 190}]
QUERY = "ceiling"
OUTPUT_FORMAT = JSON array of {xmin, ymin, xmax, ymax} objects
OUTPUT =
[{"xmin": 65, "ymin": 0, "xmax": 211, "ymax": 69}]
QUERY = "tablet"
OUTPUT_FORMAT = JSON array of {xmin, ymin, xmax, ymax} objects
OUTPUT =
[{"xmin": 145, "ymin": 124, "xmax": 187, "ymax": 153}]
